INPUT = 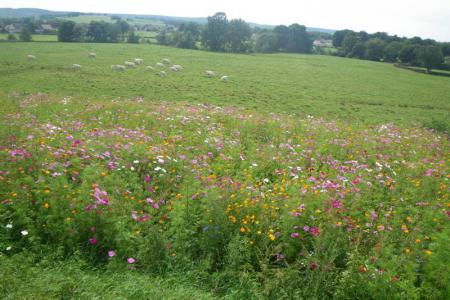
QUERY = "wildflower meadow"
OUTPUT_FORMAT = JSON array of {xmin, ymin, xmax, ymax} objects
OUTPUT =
[{"xmin": 1, "ymin": 94, "xmax": 448, "ymax": 298}]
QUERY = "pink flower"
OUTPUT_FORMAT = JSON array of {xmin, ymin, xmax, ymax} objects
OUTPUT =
[
  {"xmin": 332, "ymin": 199, "xmax": 342, "ymax": 209},
  {"xmin": 310, "ymin": 227, "xmax": 319, "ymax": 236},
  {"xmin": 290, "ymin": 232, "xmax": 299, "ymax": 238},
  {"xmin": 303, "ymin": 225, "xmax": 310, "ymax": 232},
  {"xmin": 108, "ymin": 250, "xmax": 116, "ymax": 257},
  {"xmin": 127, "ymin": 257, "xmax": 136, "ymax": 264},
  {"xmin": 145, "ymin": 174, "xmax": 151, "ymax": 183},
  {"xmin": 89, "ymin": 238, "xmax": 97, "ymax": 245},
  {"xmin": 310, "ymin": 261, "xmax": 318, "ymax": 270}
]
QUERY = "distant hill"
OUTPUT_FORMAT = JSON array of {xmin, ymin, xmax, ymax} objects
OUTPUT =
[{"xmin": 0, "ymin": 7, "xmax": 335, "ymax": 34}]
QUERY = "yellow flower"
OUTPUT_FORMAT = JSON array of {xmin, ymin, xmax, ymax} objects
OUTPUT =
[
  {"xmin": 424, "ymin": 250, "xmax": 432, "ymax": 255},
  {"xmin": 415, "ymin": 239, "xmax": 421, "ymax": 243},
  {"xmin": 405, "ymin": 248, "xmax": 411, "ymax": 253},
  {"xmin": 268, "ymin": 233, "xmax": 275, "ymax": 241},
  {"xmin": 44, "ymin": 203, "xmax": 50, "ymax": 209},
  {"xmin": 240, "ymin": 227, "xmax": 246, "ymax": 233}
]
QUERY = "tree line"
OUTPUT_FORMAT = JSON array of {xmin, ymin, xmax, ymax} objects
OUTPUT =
[
  {"xmin": 57, "ymin": 18, "xmax": 141, "ymax": 43},
  {"xmin": 156, "ymin": 12, "xmax": 313, "ymax": 54},
  {"xmin": 332, "ymin": 29, "xmax": 450, "ymax": 72}
]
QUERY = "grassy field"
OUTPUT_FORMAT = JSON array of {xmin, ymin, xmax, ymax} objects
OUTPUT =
[
  {"xmin": 0, "ymin": 42, "xmax": 449, "ymax": 125},
  {"xmin": 59, "ymin": 15, "xmax": 165, "ymax": 27},
  {"xmin": 0, "ymin": 34, "xmax": 57, "ymax": 42},
  {"xmin": 0, "ymin": 42, "xmax": 449, "ymax": 298}
]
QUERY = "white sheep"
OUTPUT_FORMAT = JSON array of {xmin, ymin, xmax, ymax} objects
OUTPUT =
[
  {"xmin": 220, "ymin": 75, "xmax": 229, "ymax": 82},
  {"xmin": 155, "ymin": 62, "xmax": 165, "ymax": 68},
  {"xmin": 172, "ymin": 64, "xmax": 183, "ymax": 70},
  {"xmin": 145, "ymin": 66, "xmax": 154, "ymax": 71},
  {"xmin": 158, "ymin": 71, "xmax": 167, "ymax": 77},
  {"xmin": 72, "ymin": 64, "xmax": 82, "ymax": 70},
  {"xmin": 170, "ymin": 66, "xmax": 180, "ymax": 72},
  {"xmin": 124, "ymin": 61, "xmax": 136, "ymax": 68},
  {"xmin": 27, "ymin": 55, "xmax": 36, "ymax": 60},
  {"xmin": 134, "ymin": 58, "xmax": 144, "ymax": 65},
  {"xmin": 111, "ymin": 64, "xmax": 126, "ymax": 71},
  {"xmin": 88, "ymin": 52, "xmax": 96, "ymax": 58},
  {"xmin": 162, "ymin": 58, "xmax": 171, "ymax": 65},
  {"xmin": 205, "ymin": 70, "xmax": 215, "ymax": 77}
]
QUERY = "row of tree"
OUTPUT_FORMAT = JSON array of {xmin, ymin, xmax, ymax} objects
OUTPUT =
[
  {"xmin": 156, "ymin": 12, "xmax": 313, "ymax": 54},
  {"xmin": 332, "ymin": 29, "xmax": 450, "ymax": 71},
  {"xmin": 57, "ymin": 19, "xmax": 140, "ymax": 43}
]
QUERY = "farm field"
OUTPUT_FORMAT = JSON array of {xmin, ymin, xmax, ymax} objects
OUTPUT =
[
  {"xmin": 0, "ymin": 42, "xmax": 449, "ymax": 298},
  {"xmin": 0, "ymin": 34, "xmax": 57, "ymax": 42},
  {"xmin": 0, "ymin": 42, "xmax": 449, "ymax": 125}
]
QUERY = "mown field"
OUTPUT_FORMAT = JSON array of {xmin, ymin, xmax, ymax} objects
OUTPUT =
[
  {"xmin": 0, "ymin": 42, "xmax": 449, "ymax": 125},
  {"xmin": 0, "ymin": 42, "xmax": 449, "ymax": 299},
  {"xmin": 0, "ymin": 34, "xmax": 57, "ymax": 42}
]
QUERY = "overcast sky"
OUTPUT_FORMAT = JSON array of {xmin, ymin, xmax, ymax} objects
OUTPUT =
[{"xmin": 2, "ymin": 0, "xmax": 450, "ymax": 41}]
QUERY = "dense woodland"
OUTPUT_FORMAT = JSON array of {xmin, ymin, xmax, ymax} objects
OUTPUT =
[{"xmin": 2, "ymin": 11, "xmax": 450, "ymax": 72}]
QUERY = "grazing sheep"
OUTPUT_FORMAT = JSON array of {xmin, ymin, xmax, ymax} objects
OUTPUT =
[
  {"xmin": 124, "ymin": 61, "xmax": 136, "ymax": 68},
  {"xmin": 145, "ymin": 66, "xmax": 154, "ymax": 71},
  {"xmin": 27, "ymin": 55, "xmax": 36, "ymax": 60},
  {"xmin": 88, "ymin": 52, "xmax": 96, "ymax": 58},
  {"xmin": 111, "ymin": 64, "xmax": 126, "ymax": 71},
  {"xmin": 158, "ymin": 71, "xmax": 167, "ymax": 77},
  {"xmin": 220, "ymin": 75, "xmax": 229, "ymax": 82},
  {"xmin": 205, "ymin": 70, "xmax": 215, "ymax": 77},
  {"xmin": 155, "ymin": 62, "xmax": 165, "ymax": 68},
  {"xmin": 134, "ymin": 58, "xmax": 144, "ymax": 65},
  {"xmin": 170, "ymin": 66, "xmax": 180, "ymax": 72},
  {"xmin": 172, "ymin": 64, "xmax": 183, "ymax": 70},
  {"xmin": 72, "ymin": 64, "xmax": 82, "ymax": 70},
  {"xmin": 162, "ymin": 58, "xmax": 171, "ymax": 64}
]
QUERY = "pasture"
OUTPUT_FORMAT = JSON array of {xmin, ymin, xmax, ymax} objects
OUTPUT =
[
  {"xmin": 0, "ymin": 42, "xmax": 449, "ymax": 125},
  {"xmin": 0, "ymin": 42, "xmax": 449, "ymax": 298}
]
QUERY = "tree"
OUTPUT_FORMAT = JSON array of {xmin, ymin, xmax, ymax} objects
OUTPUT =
[
  {"xmin": 384, "ymin": 41, "xmax": 403, "ymax": 62},
  {"xmin": 399, "ymin": 44, "xmax": 419, "ymax": 64},
  {"xmin": 350, "ymin": 42, "xmax": 366, "ymax": 59},
  {"xmin": 58, "ymin": 20, "xmax": 80, "ymax": 42},
  {"xmin": 341, "ymin": 32, "xmax": 358, "ymax": 55},
  {"xmin": 365, "ymin": 39, "xmax": 385, "ymax": 61},
  {"xmin": 332, "ymin": 29, "xmax": 351, "ymax": 47},
  {"xmin": 226, "ymin": 19, "xmax": 252, "ymax": 52},
  {"xmin": 416, "ymin": 45, "xmax": 444, "ymax": 73},
  {"xmin": 86, "ymin": 21, "xmax": 118, "ymax": 43},
  {"xmin": 156, "ymin": 30, "xmax": 170, "ymax": 45},
  {"xmin": 273, "ymin": 25, "xmax": 289, "ymax": 51},
  {"xmin": 201, "ymin": 12, "xmax": 228, "ymax": 51},
  {"xmin": 19, "ymin": 28, "xmax": 32, "ymax": 42},
  {"xmin": 115, "ymin": 19, "xmax": 130, "ymax": 41},
  {"xmin": 255, "ymin": 32, "xmax": 278, "ymax": 53},
  {"xmin": 286, "ymin": 23, "xmax": 312, "ymax": 53},
  {"xmin": 127, "ymin": 30, "xmax": 140, "ymax": 43},
  {"xmin": 7, "ymin": 33, "xmax": 16, "ymax": 42}
]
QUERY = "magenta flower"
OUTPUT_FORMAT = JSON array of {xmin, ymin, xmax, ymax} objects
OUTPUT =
[
  {"xmin": 127, "ymin": 257, "xmax": 136, "ymax": 264},
  {"xmin": 89, "ymin": 238, "xmax": 97, "ymax": 245},
  {"xmin": 332, "ymin": 199, "xmax": 342, "ymax": 209},
  {"xmin": 108, "ymin": 250, "xmax": 116, "ymax": 257},
  {"xmin": 303, "ymin": 225, "xmax": 310, "ymax": 232},
  {"xmin": 290, "ymin": 232, "xmax": 299, "ymax": 238},
  {"xmin": 145, "ymin": 174, "xmax": 151, "ymax": 183},
  {"xmin": 310, "ymin": 261, "xmax": 318, "ymax": 270},
  {"xmin": 310, "ymin": 227, "xmax": 319, "ymax": 236}
]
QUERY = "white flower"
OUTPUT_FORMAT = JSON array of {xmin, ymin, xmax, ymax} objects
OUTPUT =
[
  {"xmin": 133, "ymin": 160, "xmax": 139, "ymax": 164},
  {"xmin": 6, "ymin": 246, "xmax": 12, "ymax": 251},
  {"xmin": 130, "ymin": 166, "xmax": 135, "ymax": 171},
  {"xmin": 6, "ymin": 224, "xmax": 13, "ymax": 229},
  {"xmin": 263, "ymin": 178, "xmax": 270, "ymax": 183},
  {"xmin": 21, "ymin": 230, "xmax": 28, "ymax": 236}
]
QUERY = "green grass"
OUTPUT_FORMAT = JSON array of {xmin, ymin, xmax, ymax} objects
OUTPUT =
[
  {"xmin": 0, "ymin": 34, "xmax": 57, "ymax": 42},
  {"xmin": 0, "ymin": 42, "xmax": 449, "ymax": 125},
  {"xmin": 59, "ymin": 15, "xmax": 165, "ymax": 27},
  {"xmin": 0, "ymin": 254, "xmax": 214, "ymax": 299}
]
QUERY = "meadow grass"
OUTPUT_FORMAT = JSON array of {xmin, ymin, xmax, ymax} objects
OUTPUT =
[
  {"xmin": 0, "ymin": 42, "xmax": 449, "ymax": 126},
  {"xmin": 0, "ymin": 43, "xmax": 449, "ymax": 298},
  {"xmin": 0, "ymin": 34, "xmax": 57, "ymax": 42}
]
